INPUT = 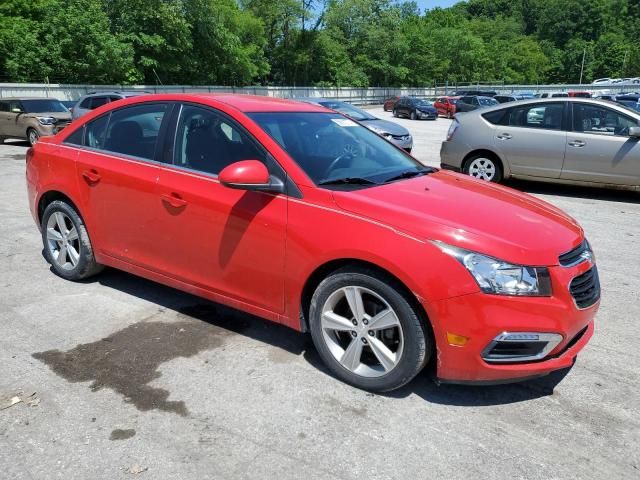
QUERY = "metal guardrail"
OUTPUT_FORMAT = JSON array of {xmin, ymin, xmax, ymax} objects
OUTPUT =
[{"xmin": 1, "ymin": 82, "xmax": 639, "ymax": 104}]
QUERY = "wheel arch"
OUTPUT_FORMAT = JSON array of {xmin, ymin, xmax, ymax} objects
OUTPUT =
[
  {"xmin": 37, "ymin": 190, "xmax": 83, "ymax": 226},
  {"xmin": 298, "ymin": 258, "xmax": 434, "ymax": 343},
  {"xmin": 462, "ymin": 149, "xmax": 509, "ymax": 178}
]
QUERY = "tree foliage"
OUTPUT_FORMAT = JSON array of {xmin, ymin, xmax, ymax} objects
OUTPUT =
[{"xmin": 0, "ymin": 0, "xmax": 638, "ymax": 86}]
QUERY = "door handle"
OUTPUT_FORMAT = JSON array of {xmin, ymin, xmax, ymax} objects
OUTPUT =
[
  {"xmin": 161, "ymin": 192, "xmax": 187, "ymax": 208},
  {"xmin": 568, "ymin": 140, "xmax": 586, "ymax": 147},
  {"xmin": 496, "ymin": 133, "xmax": 512, "ymax": 140},
  {"xmin": 82, "ymin": 169, "xmax": 101, "ymax": 184}
]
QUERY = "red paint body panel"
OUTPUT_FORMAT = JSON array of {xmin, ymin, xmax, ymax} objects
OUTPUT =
[
  {"xmin": 26, "ymin": 93, "xmax": 598, "ymax": 383},
  {"xmin": 434, "ymin": 96, "xmax": 458, "ymax": 117},
  {"xmin": 219, "ymin": 159, "xmax": 270, "ymax": 185}
]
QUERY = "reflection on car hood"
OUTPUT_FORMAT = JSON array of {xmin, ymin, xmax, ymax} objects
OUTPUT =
[
  {"xmin": 331, "ymin": 170, "xmax": 582, "ymax": 266},
  {"xmin": 361, "ymin": 119, "xmax": 410, "ymax": 136},
  {"xmin": 416, "ymin": 105, "xmax": 437, "ymax": 113}
]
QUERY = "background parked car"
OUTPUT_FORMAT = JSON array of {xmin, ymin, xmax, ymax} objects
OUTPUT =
[
  {"xmin": 0, "ymin": 97, "xmax": 71, "ymax": 145},
  {"xmin": 440, "ymin": 98, "xmax": 640, "ymax": 188},
  {"xmin": 383, "ymin": 96, "xmax": 400, "ymax": 111},
  {"xmin": 568, "ymin": 91, "xmax": 592, "ymax": 98},
  {"xmin": 617, "ymin": 99, "xmax": 640, "ymax": 112},
  {"xmin": 393, "ymin": 96, "xmax": 437, "ymax": 120},
  {"xmin": 72, "ymin": 91, "xmax": 149, "ymax": 120},
  {"xmin": 494, "ymin": 95, "xmax": 521, "ymax": 103},
  {"xmin": 455, "ymin": 95, "xmax": 499, "ymax": 113},
  {"xmin": 539, "ymin": 92, "xmax": 569, "ymax": 98},
  {"xmin": 434, "ymin": 96, "xmax": 459, "ymax": 118},
  {"xmin": 59, "ymin": 100, "xmax": 77, "ymax": 113},
  {"xmin": 454, "ymin": 90, "xmax": 497, "ymax": 97},
  {"xmin": 299, "ymin": 98, "xmax": 413, "ymax": 152}
]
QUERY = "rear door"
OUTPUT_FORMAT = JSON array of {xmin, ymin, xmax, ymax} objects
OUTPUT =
[
  {"xmin": 0, "ymin": 101, "xmax": 10, "ymax": 137},
  {"xmin": 7, "ymin": 100, "xmax": 24, "ymax": 138},
  {"xmin": 561, "ymin": 103, "xmax": 640, "ymax": 185},
  {"xmin": 491, "ymin": 101, "xmax": 567, "ymax": 178},
  {"xmin": 73, "ymin": 102, "xmax": 173, "ymax": 268}
]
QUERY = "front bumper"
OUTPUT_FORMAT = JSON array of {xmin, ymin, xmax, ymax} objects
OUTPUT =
[
  {"xmin": 439, "ymin": 140, "xmax": 467, "ymax": 170},
  {"xmin": 388, "ymin": 134, "xmax": 413, "ymax": 151},
  {"xmin": 423, "ymin": 261, "xmax": 599, "ymax": 383},
  {"xmin": 418, "ymin": 110, "xmax": 437, "ymax": 120}
]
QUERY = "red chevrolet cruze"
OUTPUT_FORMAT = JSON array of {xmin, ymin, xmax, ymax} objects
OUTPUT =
[{"xmin": 26, "ymin": 94, "xmax": 599, "ymax": 391}]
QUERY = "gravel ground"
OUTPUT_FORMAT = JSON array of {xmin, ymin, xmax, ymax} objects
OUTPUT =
[{"xmin": 1, "ymin": 107, "xmax": 639, "ymax": 479}]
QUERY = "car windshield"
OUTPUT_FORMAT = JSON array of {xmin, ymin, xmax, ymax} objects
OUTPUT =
[
  {"xmin": 21, "ymin": 99, "xmax": 68, "ymax": 113},
  {"xmin": 478, "ymin": 97, "xmax": 498, "ymax": 106},
  {"xmin": 248, "ymin": 112, "xmax": 430, "ymax": 188},
  {"xmin": 318, "ymin": 101, "xmax": 376, "ymax": 121},
  {"xmin": 414, "ymin": 99, "xmax": 432, "ymax": 106}
]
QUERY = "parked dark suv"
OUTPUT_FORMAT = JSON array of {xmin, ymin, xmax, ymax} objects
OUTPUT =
[
  {"xmin": 455, "ymin": 96, "xmax": 499, "ymax": 113},
  {"xmin": 393, "ymin": 97, "xmax": 437, "ymax": 120}
]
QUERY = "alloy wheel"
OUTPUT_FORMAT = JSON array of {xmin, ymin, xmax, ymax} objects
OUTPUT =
[
  {"xmin": 28, "ymin": 129, "xmax": 39, "ymax": 146},
  {"xmin": 320, "ymin": 286, "xmax": 404, "ymax": 378},
  {"xmin": 468, "ymin": 157, "xmax": 496, "ymax": 181},
  {"xmin": 46, "ymin": 211, "xmax": 80, "ymax": 271}
]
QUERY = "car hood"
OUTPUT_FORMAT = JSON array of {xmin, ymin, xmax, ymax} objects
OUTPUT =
[
  {"xmin": 25, "ymin": 112, "xmax": 72, "ymax": 121},
  {"xmin": 360, "ymin": 119, "xmax": 410, "ymax": 136},
  {"xmin": 416, "ymin": 105, "xmax": 437, "ymax": 113},
  {"xmin": 331, "ymin": 170, "xmax": 582, "ymax": 266}
]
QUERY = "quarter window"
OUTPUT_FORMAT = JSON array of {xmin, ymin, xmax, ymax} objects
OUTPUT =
[
  {"xmin": 572, "ymin": 104, "xmax": 637, "ymax": 136},
  {"xmin": 85, "ymin": 115, "xmax": 109, "ymax": 149},
  {"xmin": 174, "ymin": 105, "xmax": 266, "ymax": 175}
]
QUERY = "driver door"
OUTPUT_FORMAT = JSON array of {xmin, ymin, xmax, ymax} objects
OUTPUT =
[
  {"xmin": 561, "ymin": 103, "xmax": 640, "ymax": 185},
  {"xmin": 154, "ymin": 104, "xmax": 288, "ymax": 313}
]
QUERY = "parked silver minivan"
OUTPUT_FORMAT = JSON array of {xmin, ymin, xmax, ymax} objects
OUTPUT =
[{"xmin": 440, "ymin": 98, "xmax": 640, "ymax": 189}]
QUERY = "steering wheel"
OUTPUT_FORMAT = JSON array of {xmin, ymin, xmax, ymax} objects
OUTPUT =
[{"xmin": 324, "ymin": 143, "xmax": 364, "ymax": 177}]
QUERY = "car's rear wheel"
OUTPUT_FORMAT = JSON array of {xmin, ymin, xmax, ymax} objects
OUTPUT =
[
  {"xmin": 309, "ymin": 267, "xmax": 431, "ymax": 392},
  {"xmin": 464, "ymin": 154, "xmax": 503, "ymax": 183},
  {"xmin": 392, "ymin": 108, "xmax": 398, "ymax": 117},
  {"xmin": 410, "ymin": 110, "xmax": 418, "ymax": 120},
  {"xmin": 41, "ymin": 200, "xmax": 103, "ymax": 280},
  {"xmin": 27, "ymin": 128, "xmax": 39, "ymax": 146}
]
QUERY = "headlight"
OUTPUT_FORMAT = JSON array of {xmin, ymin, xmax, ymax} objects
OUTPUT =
[
  {"xmin": 433, "ymin": 241, "xmax": 552, "ymax": 296},
  {"xmin": 37, "ymin": 116, "xmax": 57, "ymax": 126}
]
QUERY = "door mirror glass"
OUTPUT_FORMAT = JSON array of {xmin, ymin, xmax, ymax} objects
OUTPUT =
[{"xmin": 219, "ymin": 160, "xmax": 283, "ymax": 193}]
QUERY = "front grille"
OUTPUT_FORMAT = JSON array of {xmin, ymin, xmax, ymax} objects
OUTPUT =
[
  {"xmin": 559, "ymin": 240, "xmax": 590, "ymax": 267},
  {"xmin": 569, "ymin": 267, "xmax": 600, "ymax": 309}
]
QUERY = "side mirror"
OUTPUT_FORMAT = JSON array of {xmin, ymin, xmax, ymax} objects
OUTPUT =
[
  {"xmin": 629, "ymin": 126, "xmax": 640, "ymax": 138},
  {"xmin": 219, "ymin": 160, "xmax": 284, "ymax": 193}
]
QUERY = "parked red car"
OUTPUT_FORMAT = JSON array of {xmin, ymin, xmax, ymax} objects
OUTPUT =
[
  {"xmin": 26, "ymin": 94, "xmax": 598, "ymax": 391},
  {"xmin": 434, "ymin": 96, "xmax": 459, "ymax": 118},
  {"xmin": 383, "ymin": 96, "xmax": 399, "ymax": 111}
]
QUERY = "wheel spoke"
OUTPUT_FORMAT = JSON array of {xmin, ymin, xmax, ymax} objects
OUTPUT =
[
  {"xmin": 368, "ymin": 309, "xmax": 399, "ymax": 330},
  {"xmin": 46, "ymin": 228, "xmax": 63, "ymax": 241},
  {"xmin": 66, "ymin": 226, "xmax": 79, "ymax": 241},
  {"xmin": 368, "ymin": 336, "xmax": 397, "ymax": 371},
  {"xmin": 54, "ymin": 212, "xmax": 67, "ymax": 235},
  {"xmin": 340, "ymin": 338, "xmax": 364, "ymax": 372},
  {"xmin": 67, "ymin": 244, "xmax": 80, "ymax": 266},
  {"xmin": 322, "ymin": 311, "xmax": 354, "ymax": 331},
  {"xmin": 56, "ymin": 245, "xmax": 68, "ymax": 267},
  {"xmin": 344, "ymin": 287, "xmax": 365, "ymax": 321}
]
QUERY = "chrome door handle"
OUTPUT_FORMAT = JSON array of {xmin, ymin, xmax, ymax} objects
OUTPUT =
[
  {"xmin": 497, "ymin": 133, "xmax": 512, "ymax": 140},
  {"xmin": 568, "ymin": 140, "xmax": 586, "ymax": 147}
]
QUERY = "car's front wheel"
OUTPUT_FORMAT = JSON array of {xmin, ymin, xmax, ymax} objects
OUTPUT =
[
  {"xmin": 41, "ymin": 200, "xmax": 103, "ymax": 280},
  {"xmin": 309, "ymin": 267, "xmax": 431, "ymax": 392},
  {"xmin": 410, "ymin": 110, "xmax": 418, "ymax": 120},
  {"xmin": 392, "ymin": 108, "xmax": 398, "ymax": 117},
  {"xmin": 27, "ymin": 128, "xmax": 39, "ymax": 146},
  {"xmin": 463, "ymin": 154, "xmax": 503, "ymax": 182}
]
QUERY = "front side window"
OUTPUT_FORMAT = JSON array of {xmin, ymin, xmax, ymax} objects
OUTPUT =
[
  {"xmin": 508, "ymin": 102, "xmax": 564, "ymax": 130},
  {"xmin": 572, "ymin": 104, "xmax": 638, "ymax": 136},
  {"xmin": 174, "ymin": 105, "xmax": 266, "ymax": 175},
  {"xmin": 248, "ymin": 112, "xmax": 429, "ymax": 188}
]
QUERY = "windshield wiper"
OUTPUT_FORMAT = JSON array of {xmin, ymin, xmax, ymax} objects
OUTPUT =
[
  {"xmin": 383, "ymin": 168, "xmax": 434, "ymax": 183},
  {"xmin": 318, "ymin": 177, "xmax": 379, "ymax": 186}
]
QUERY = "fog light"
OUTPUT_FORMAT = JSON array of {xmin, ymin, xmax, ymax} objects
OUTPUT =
[{"xmin": 447, "ymin": 332, "xmax": 469, "ymax": 346}]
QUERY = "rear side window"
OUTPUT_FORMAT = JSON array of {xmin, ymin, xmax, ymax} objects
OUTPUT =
[
  {"xmin": 80, "ymin": 98, "xmax": 92, "ymax": 109},
  {"xmin": 482, "ymin": 109, "xmax": 508, "ymax": 125},
  {"xmin": 90, "ymin": 97, "xmax": 109, "ymax": 109},
  {"xmin": 102, "ymin": 104, "xmax": 168, "ymax": 160},
  {"xmin": 507, "ymin": 102, "xmax": 564, "ymax": 130},
  {"xmin": 174, "ymin": 104, "xmax": 266, "ymax": 175},
  {"xmin": 65, "ymin": 127, "xmax": 84, "ymax": 146}
]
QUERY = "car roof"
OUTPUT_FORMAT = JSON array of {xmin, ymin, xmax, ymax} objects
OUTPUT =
[
  {"xmin": 0, "ymin": 97, "xmax": 60, "ymax": 101},
  {"xmin": 463, "ymin": 97, "xmax": 640, "ymax": 117}
]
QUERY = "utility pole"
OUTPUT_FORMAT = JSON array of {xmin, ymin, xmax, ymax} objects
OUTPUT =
[{"xmin": 579, "ymin": 48, "xmax": 586, "ymax": 85}]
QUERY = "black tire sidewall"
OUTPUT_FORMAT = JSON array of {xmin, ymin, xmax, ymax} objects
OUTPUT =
[
  {"xmin": 463, "ymin": 154, "xmax": 504, "ymax": 183},
  {"xmin": 410, "ymin": 110, "xmax": 417, "ymax": 120},
  {"xmin": 27, "ymin": 129, "xmax": 39, "ymax": 146},
  {"xmin": 41, "ymin": 200, "xmax": 100, "ymax": 280},
  {"xmin": 309, "ymin": 269, "xmax": 430, "ymax": 392}
]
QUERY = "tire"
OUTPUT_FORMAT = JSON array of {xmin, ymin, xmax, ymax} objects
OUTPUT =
[
  {"xmin": 41, "ymin": 200, "xmax": 103, "ymax": 280},
  {"xmin": 27, "ymin": 128, "xmax": 39, "ymax": 146},
  {"xmin": 463, "ymin": 154, "xmax": 503, "ymax": 183},
  {"xmin": 392, "ymin": 108, "xmax": 398, "ymax": 118},
  {"xmin": 309, "ymin": 267, "xmax": 431, "ymax": 392},
  {"xmin": 410, "ymin": 110, "xmax": 417, "ymax": 120},
  {"xmin": 447, "ymin": 111, "xmax": 452, "ymax": 119}
]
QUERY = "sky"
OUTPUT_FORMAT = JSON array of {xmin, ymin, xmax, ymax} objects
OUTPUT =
[{"xmin": 415, "ymin": 0, "xmax": 460, "ymax": 10}]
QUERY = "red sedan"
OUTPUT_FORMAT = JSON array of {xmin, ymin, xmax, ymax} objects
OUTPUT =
[
  {"xmin": 434, "ymin": 96, "xmax": 459, "ymax": 118},
  {"xmin": 26, "ymin": 94, "xmax": 598, "ymax": 391},
  {"xmin": 383, "ymin": 96, "xmax": 399, "ymax": 111}
]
